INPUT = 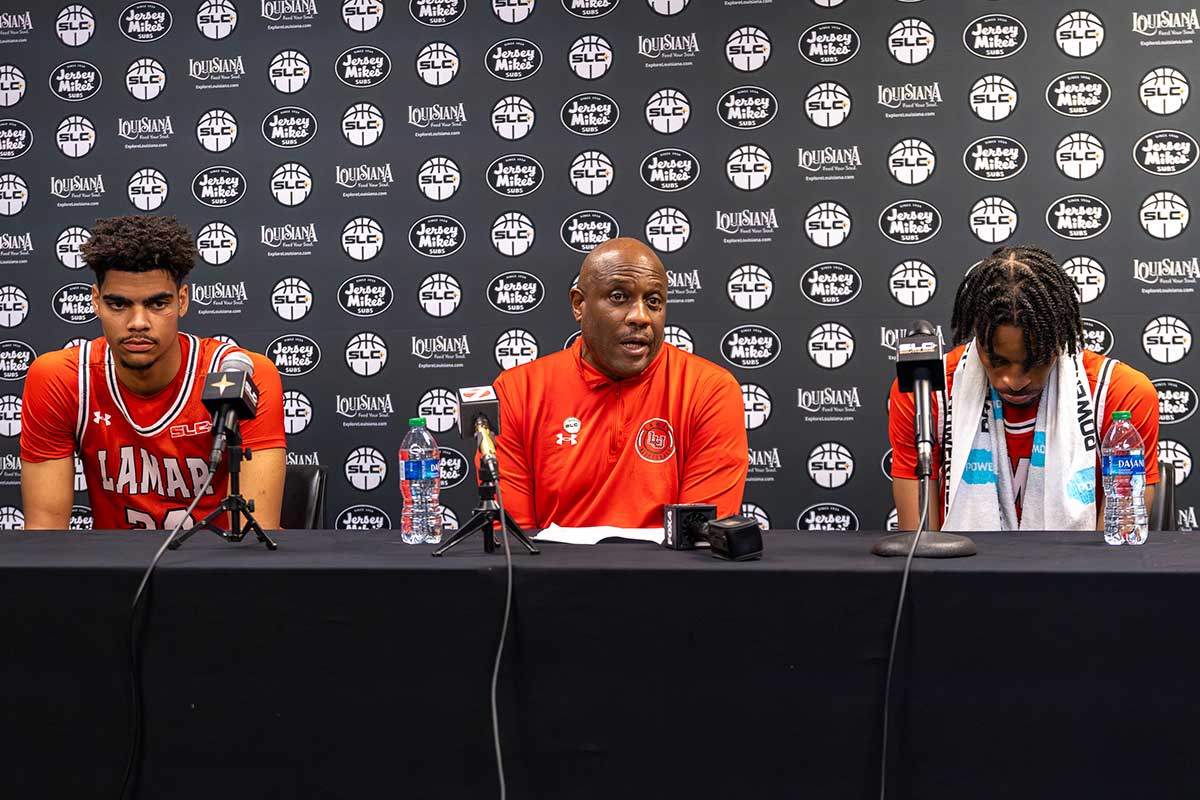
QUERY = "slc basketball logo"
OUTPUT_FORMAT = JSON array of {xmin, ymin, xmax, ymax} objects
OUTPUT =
[
  {"xmin": 636, "ymin": 419, "xmax": 676, "ymax": 463},
  {"xmin": 970, "ymin": 74, "xmax": 1018, "ymax": 121},
  {"xmin": 417, "ymin": 156, "xmax": 460, "ymax": 201},
  {"xmin": 0, "ymin": 174, "xmax": 26, "ymax": 216},
  {"xmin": 645, "ymin": 89, "xmax": 689, "ymax": 134},
  {"xmin": 57, "ymin": 5, "xmax": 95, "ymax": 47},
  {"xmin": 1140, "ymin": 67, "xmax": 1189, "ymax": 115},
  {"xmin": 889, "ymin": 18, "xmax": 935, "ymax": 64},
  {"xmin": 726, "ymin": 264, "xmax": 774, "ymax": 311},
  {"xmin": 342, "ymin": 103, "xmax": 384, "ymax": 146},
  {"xmin": 282, "ymin": 390, "xmax": 313, "ymax": 435},
  {"xmin": 271, "ymin": 276, "xmax": 313, "ymax": 321},
  {"xmin": 726, "ymin": 145, "xmax": 772, "ymax": 191},
  {"xmin": 569, "ymin": 35, "xmax": 612, "ymax": 80},
  {"xmin": 492, "ymin": 95, "xmax": 535, "ymax": 140},
  {"xmin": 726, "ymin": 26, "xmax": 771, "ymax": 72},
  {"xmin": 126, "ymin": 58, "xmax": 166, "ymax": 101},
  {"xmin": 196, "ymin": 221, "xmax": 238, "ymax": 265},
  {"xmin": 418, "ymin": 387, "xmax": 459, "ymax": 433},
  {"xmin": 805, "ymin": 82, "xmax": 851, "ymax": 128},
  {"xmin": 417, "ymin": 42, "xmax": 459, "ymax": 86},
  {"xmin": 888, "ymin": 138, "xmax": 935, "ymax": 185},
  {"xmin": 808, "ymin": 442, "xmax": 854, "ymax": 489},
  {"xmin": 969, "ymin": 196, "xmax": 1018, "ymax": 244},
  {"xmin": 0, "ymin": 65, "xmax": 26, "ymax": 107},
  {"xmin": 1055, "ymin": 132, "xmax": 1105, "ymax": 180},
  {"xmin": 345, "ymin": 332, "xmax": 387, "ymax": 377},
  {"xmin": 418, "ymin": 273, "xmax": 462, "ymax": 317},
  {"xmin": 343, "ymin": 216, "xmax": 384, "ymax": 260},
  {"xmin": 344, "ymin": 446, "xmax": 387, "ymax": 491},
  {"xmin": 195, "ymin": 0, "xmax": 237, "ymax": 40},
  {"xmin": 269, "ymin": 50, "xmax": 311, "ymax": 93},
  {"xmin": 741, "ymin": 383, "xmax": 772, "ymax": 430},
  {"xmin": 805, "ymin": 201, "xmax": 851, "ymax": 248},
  {"xmin": 570, "ymin": 151, "xmax": 614, "ymax": 196},
  {"xmin": 56, "ymin": 227, "xmax": 91, "ymax": 270},
  {"xmin": 342, "ymin": 0, "xmax": 384, "ymax": 31},
  {"xmin": 494, "ymin": 329, "xmax": 538, "ymax": 369},
  {"xmin": 1061, "ymin": 256, "xmax": 1106, "ymax": 304},
  {"xmin": 56, "ymin": 115, "xmax": 95, "ymax": 158},
  {"xmin": 491, "ymin": 211, "xmax": 535, "ymax": 256},
  {"xmin": 1140, "ymin": 191, "xmax": 1190, "ymax": 239},
  {"xmin": 127, "ymin": 168, "xmax": 168, "ymax": 211},
  {"xmin": 889, "ymin": 260, "xmax": 937, "ymax": 308},
  {"xmin": 271, "ymin": 163, "xmax": 312, "ymax": 207},
  {"xmin": 493, "ymin": 0, "xmax": 534, "ymax": 24},
  {"xmin": 0, "ymin": 285, "xmax": 27, "ymax": 328},
  {"xmin": 1056, "ymin": 11, "xmax": 1105, "ymax": 58},
  {"xmin": 808, "ymin": 322, "xmax": 854, "ymax": 369},
  {"xmin": 196, "ymin": 109, "xmax": 238, "ymax": 153},
  {"xmin": 645, "ymin": 207, "xmax": 690, "ymax": 253},
  {"xmin": 1143, "ymin": 315, "xmax": 1192, "ymax": 364}
]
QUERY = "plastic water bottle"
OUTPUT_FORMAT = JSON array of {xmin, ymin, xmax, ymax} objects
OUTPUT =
[
  {"xmin": 1101, "ymin": 411, "xmax": 1148, "ymax": 546},
  {"xmin": 399, "ymin": 417, "xmax": 443, "ymax": 544}
]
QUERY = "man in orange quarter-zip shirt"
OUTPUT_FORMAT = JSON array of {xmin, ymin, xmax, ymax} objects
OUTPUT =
[{"xmin": 491, "ymin": 237, "xmax": 748, "ymax": 529}]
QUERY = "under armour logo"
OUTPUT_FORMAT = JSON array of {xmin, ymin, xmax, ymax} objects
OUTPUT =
[
  {"xmin": 93, "ymin": 411, "xmax": 111, "ymax": 426},
  {"xmin": 555, "ymin": 433, "xmax": 578, "ymax": 446}
]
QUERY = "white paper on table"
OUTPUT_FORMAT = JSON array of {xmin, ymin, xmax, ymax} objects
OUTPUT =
[{"xmin": 535, "ymin": 524, "xmax": 663, "ymax": 545}]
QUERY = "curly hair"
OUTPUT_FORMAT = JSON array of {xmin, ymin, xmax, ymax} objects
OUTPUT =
[
  {"xmin": 80, "ymin": 214, "xmax": 197, "ymax": 286},
  {"xmin": 950, "ymin": 245, "xmax": 1083, "ymax": 370}
]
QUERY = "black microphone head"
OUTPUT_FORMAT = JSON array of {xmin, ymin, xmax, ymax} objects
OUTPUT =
[
  {"xmin": 202, "ymin": 350, "xmax": 259, "ymax": 420},
  {"xmin": 907, "ymin": 319, "xmax": 936, "ymax": 337},
  {"xmin": 457, "ymin": 386, "xmax": 500, "ymax": 439}
]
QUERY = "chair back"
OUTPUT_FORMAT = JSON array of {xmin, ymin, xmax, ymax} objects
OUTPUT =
[
  {"xmin": 1149, "ymin": 462, "xmax": 1176, "ymax": 531},
  {"xmin": 281, "ymin": 464, "xmax": 328, "ymax": 530}
]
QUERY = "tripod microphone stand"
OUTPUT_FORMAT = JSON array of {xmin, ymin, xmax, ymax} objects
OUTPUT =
[
  {"xmin": 169, "ymin": 424, "xmax": 277, "ymax": 551},
  {"xmin": 432, "ymin": 455, "xmax": 538, "ymax": 556}
]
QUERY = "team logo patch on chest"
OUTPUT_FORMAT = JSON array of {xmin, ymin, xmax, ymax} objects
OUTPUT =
[{"xmin": 636, "ymin": 418, "xmax": 675, "ymax": 463}]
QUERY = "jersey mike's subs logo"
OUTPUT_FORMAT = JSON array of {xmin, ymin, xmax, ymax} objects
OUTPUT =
[
  {"xmin": 1046, "ymin": 194, "xmax": 1111, "ymax": 240},
  {"xmin": 439, "ymin": 446, "xmax": 469, "ymax": 489},
  {"xmin": 49, "ymin": 61, "xmax": 101, "ymax": 102},
  {"xmin": 337, "ymin": 46, "xmax": 391, "ymax": 88},
  {"xmin": 121, "ymin": 2, "xmax": 172, "ymax": 41},
  {"xmin": 486, "ymin": 38, "xmax": 542, "ymax": 81},
  {"xmin": 487, "ymin": 154, "xmax": 543, "ymax": 196},
  {"xmin": 339, "ymin": 275, "xmax": 393, "ymax": 318},
  {"xmin": 487, "ymin": 270, "xmax": 544, "ymax": 314},
  {"xmin": 963, "ymin": 14, "xmax": 1027, "ymax": 59},
  {"xmin": 641, "ymin": 148, "xmax": 699, "ymax": 192},
  {"xmin": 1135, "ymin": 130, "xmax": 1198, "ymax": 175},
  {"xmin": 561, "ymin": 93, "xmax": 619, "ymax": 136},
  {"xmin": 191, "ymin": 166, "xmax": 245, "ymax": 208},
  {"xmin": 721, "ymin": 324, "xmax": 781, "ymax": 369},
  {"xmin": 0, "ymin": 340, "xmax": 35, "ymax": 381},
  {"xmin": 262, "ymin": 107, "xmax": 317, "ymax": 149},
  {"xmin": 268, "ymin": 333, "xmax": 321, "ymax": 376},
  {"xmin": 336, "ymin": 504, "xmax": 391, "ymax": 530},
  {"xmin": 797, "ymin": 502, "xmax": 859, "ymax": 532},
  {"xmin": 560, "ymin": 210, "xmax": 618, "ymax": 253},
  {"xmin": 963, "ymin": 136, "xmax": 1027, "ymax": 181},
  {"xmin": 0, "ymin": 119, "xmax": 32, "ymax": 160},
  {"xmin": 562, "ymin": 0, "xmax": 618, "ymax": 19},
  {"xmin": 410, "ymin": 0, "xmax": 466, "ymax": 26},
  {"xmin": 1081, "ymin": 317, "xmax": 1114, "ymax": 355},
  {"xmin": 53, "ymin": 283, "xmax": 95, "ymax": 324},
  {"xmin": 409, "ymin": 214, "xmax": 465, "ymax": 258},
  {"xmin": 1154, "ymin": 378, "xmax": 1198, "ymax": 424},
  {"xmin": 801, "ymin": 262, "xmax": 862, "ymax": 307},
  {"xmin": 1046, "ymin": 71, "xmax": 1111, "ymax": 116},
  {"xmin": 879, "ymin": 200, "xmax": 941, "ymax": 245},
  {"xmin": 635, "ymin": 418, "xmax": 675, "ymax": 464},
  {"xmin": 799, "ymin": 22, "xmax": 860, "ymax": 66},
  {"xmin": 718, "ymin": 86, "xmax": 777, "ymax": 130}
]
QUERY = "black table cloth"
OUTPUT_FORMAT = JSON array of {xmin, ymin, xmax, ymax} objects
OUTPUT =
[{"xmin": 2, "ymin": 530, "xmax": 1196, "ymax": 799}]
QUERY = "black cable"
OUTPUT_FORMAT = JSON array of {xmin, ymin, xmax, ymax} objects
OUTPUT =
[
  {"xmin": 490, "ymin": 478, "xmax": 514, "ymax": 800},
  {"xmin": 119, "ymin": 471, "xmax": 215, "ymax": 800},
  {"xmin": 878, "ymin": 474, "xmax": 930, "ymax": 800}
]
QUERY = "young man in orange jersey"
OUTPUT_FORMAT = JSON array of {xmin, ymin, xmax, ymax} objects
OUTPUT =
[
  {"xmin": 889, "ymin": 245, "xmax": 1159, "ymax": 531},
  {"xmin": 491, "ymin": 237, "xmax": 748, "ymax": 529},
  {"xmin": 20, "ymin": 215, "xmax": 286, "ymax": 530}
]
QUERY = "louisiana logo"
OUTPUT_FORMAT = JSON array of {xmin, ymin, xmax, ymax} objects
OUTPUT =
[{"xmin": 963, "ymin": 136, "xmax": 1027, "ymax": 181}]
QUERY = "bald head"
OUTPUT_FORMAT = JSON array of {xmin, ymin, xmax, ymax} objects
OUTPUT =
[
  {"xmin": 570, "ymin": 237, "xmax": 668, "ymax": 380},
  {"xmin": 577, "ymin": 238, "xmax": 666, "ymax": 293}
]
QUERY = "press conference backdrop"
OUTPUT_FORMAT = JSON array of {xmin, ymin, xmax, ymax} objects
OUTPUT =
[{"xmin": 0, "ymin": 0, "xmax": 1194, "ymax": 532}]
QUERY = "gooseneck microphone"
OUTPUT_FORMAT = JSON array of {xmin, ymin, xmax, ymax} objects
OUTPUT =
[
  {"xmin": 201, "ymin": 350, "xmax": 259, "ymax": 474},
  {"xmin": 895, "ymin": 319, "xmax": 945, "ymax": 480}
]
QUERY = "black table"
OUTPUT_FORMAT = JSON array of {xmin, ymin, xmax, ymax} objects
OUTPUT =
[{"xmin": 2, "ymin": 531, "xmax": 1196, "ymax": 799}]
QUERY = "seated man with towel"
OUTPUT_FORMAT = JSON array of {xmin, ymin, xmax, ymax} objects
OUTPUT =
[{"xmin": 888, "ymin": 245, "xmax": 1159, "ymax": 531}]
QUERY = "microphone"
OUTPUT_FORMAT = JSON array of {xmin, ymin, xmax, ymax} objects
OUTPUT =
[
  {"xmin": 663, "ymin": 504, "xmax": 764, "ymax": 561},
  {"xmin": 895, "ymin": 320, "xmax": 944, "ymax": 480},
  {"xmin": 201, "ymin": 351, "xmax": 259, "ymax": 474},
  {"xmin": 457, "ymin": 385, "xmax": 501, "ymax": 478}
]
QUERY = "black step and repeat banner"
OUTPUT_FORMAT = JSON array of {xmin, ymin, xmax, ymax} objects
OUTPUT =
[{"xmin": 0, "ymin": 0, "xmax": 1195, "ymax": 531}]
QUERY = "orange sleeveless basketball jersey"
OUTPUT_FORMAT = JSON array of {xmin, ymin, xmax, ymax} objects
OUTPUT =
[{"xmin": 20, "ymin": 334, "xmax": 286, "ymax": 530}]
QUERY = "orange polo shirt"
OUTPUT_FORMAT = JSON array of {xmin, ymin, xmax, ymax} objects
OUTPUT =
[{"xmin": 492, "ymin": 340, "xmax": 748, "ymax": 529}]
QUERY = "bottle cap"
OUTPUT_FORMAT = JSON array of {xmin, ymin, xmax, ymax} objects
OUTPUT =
[
  {"xmin": 409, "ymin": 416, "xmax": 426, "ymax": 427},
  {"xmin": 1111, "ymin": 411, "xmax": 1131, "ymax": 420}
]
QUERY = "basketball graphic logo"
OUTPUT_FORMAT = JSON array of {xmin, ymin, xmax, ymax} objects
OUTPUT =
[{"xmin": 636, "ymin": 418, "xmax": 676, "ymax": 463}]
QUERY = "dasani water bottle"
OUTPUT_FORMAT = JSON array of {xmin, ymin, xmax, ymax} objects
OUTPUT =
[
  {"xmin": 399, "ymin": 417, "xmax": 443, "ymax": 544},
  {"xmin": 1101, "ymin": 411, "xmax": 1148, "ymax": 546}
]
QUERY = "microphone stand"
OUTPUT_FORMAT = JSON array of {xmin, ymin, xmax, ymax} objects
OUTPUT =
[
  {"xmin": 169, "ymin": 423, "xmax": 277, "ymax": 551},
  {"xmin": 432, "ymin": 454, "xmax": 538, "ymax": 557}
]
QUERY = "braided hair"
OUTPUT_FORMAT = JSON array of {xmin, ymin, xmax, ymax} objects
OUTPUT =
[{"xmin": 950, "ymin": 245, "xmax": 1083, "ymax": 369}]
